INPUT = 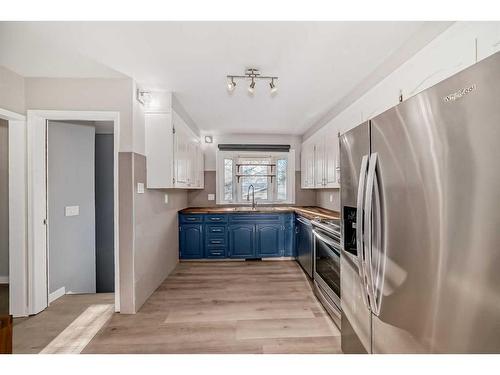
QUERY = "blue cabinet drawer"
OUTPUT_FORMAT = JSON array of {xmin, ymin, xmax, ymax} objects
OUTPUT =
[
  {"xmin": 207, "ymin": 238, "xmax": 226, "ymax": 246},
  {"xmin": 206, "ymin": 225, "xmax": 226, "ymax": 236},
  {"xmin": 204, "ymin": 214, "xmax": 227, "ymax": 223},
  {"xmin": 180, "ymin": 214, "xmax": 203, "ymax": 223},
  {"xmin": 206, "ymin": 248, "xmax": 226, "ymax": 258}
]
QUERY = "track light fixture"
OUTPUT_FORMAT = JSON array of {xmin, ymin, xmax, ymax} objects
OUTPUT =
[{"xmin": 226, "ymin": 68, "xmax": 278, "ymax": 95}]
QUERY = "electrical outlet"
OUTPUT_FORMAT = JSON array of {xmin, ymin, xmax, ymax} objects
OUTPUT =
[
  {"xmin": 329, "ymin": 194, "xmax": 333, "ymax": 203},
  {"xmin": 208, "ymin": 193, "xmax": 215, "ymax": 201},
  {"xmin": 137, "ymin": 182, "xmax": 145, "ymax": 194},
  {"xmin": 164, "ymin": 193, "xmax": 169, "ymax": 204}
]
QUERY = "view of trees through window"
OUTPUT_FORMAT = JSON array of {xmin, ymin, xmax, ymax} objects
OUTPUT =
[{"xmin": 222, "ymin": 154, "xmax": 290, "ymax": 203}]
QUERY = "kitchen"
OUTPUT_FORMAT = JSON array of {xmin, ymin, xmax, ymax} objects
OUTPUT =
[{"xmin": 0, "ymin": 9, "xmax": 500, "ymax": 371}]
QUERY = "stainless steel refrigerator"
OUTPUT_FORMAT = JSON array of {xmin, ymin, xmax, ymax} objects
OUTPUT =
[{"xmin": 340, "ymin": 51, "xmax": 500, "ymax": 353}]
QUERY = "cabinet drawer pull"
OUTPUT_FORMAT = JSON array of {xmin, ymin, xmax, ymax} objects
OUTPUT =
[
  {"xmin": 210, "ymin": 240, "xmax": 222, "ymax": 244},
  {"xmin": 210, "ymin": 217, "xmax": 222, "ymax": 221},
  {"xmin": 211, "ymin": 228, "xmax": 223, "ymax": 232},
  {"xmin": 186, "ymin": 217, "xmax": 197, "ymax": 221}
]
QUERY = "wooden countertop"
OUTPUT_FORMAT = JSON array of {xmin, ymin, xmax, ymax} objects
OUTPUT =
[{"xmin": 179, "ymin": 206, "xmax": 340, "ymax": 220}]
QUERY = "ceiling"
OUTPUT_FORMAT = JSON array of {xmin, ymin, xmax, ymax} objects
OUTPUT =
[{"xmin": 0, "ymin": 22, "xmax": 451, "ymax": 135}]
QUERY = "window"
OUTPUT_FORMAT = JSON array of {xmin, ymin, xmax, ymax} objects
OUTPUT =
[{"xmin": 217, "ymin": 151, "xmax": 295, "ymax": 204}]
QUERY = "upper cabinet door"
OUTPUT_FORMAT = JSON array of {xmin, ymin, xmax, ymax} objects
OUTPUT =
[
  {"xmin": 145, "ymin": 113, "xmax": 174, "ymax": 188},
  {"xmin": 174, "ymin": 123, "xmax": 189, "ymax": 188},
  {"xmin": 301, "ymin": 141, "xmax": 315, "ymax": 189},
  {"xmin": 314, "ymin": 138, "xmax": 325, "ymax": 188},
  {"xmin": 197, "ymin": 142, "xmax": 204, "ymax": 188},
  {"xmin": 325, "ymin": 128, "xmax": 340, "ymax": 188}
]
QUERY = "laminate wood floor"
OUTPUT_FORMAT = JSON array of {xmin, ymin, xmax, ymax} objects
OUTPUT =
[
  {"xmin": 13, "ymin": 293, "xmax": 114, "ymax": 354},
  {"xmin": 84, "ymin": 261, "xmax": 342, "ymax": 354}
]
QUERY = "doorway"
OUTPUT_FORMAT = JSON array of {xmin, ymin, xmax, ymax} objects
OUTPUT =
[
  {"xmin": 25, "ymin": 110, "xmax": 120, "ymax": 316},
  {"xmin": 46, "ymin": 120, "xmax": 115, "ymax": 302}
]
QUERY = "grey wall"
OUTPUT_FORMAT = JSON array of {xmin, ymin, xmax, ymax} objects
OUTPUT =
[
  {"xmin": 95, "ymin": 134, "xmax": 114, "ymax": 293},
  {"xmin": 316, "ymin": 189, "xmax": 341, "ymax": 211},
  {"xmin": 0, "ymin": 66, "xmax": 25, "ymax": 114},
  {"xmin": 133, "ymin": 153, "xmax": 188, "ymax": 310},
  {"xmin": 48, "ymin": 121, "xmax": 96, "ymax": 294},
  {"xmin": 0, "ymin": 120, "xmax": 8, "ymax": 280},
  {"xmin": 119, "ymin": 152, "xmax": 188, "ymax": 313},
  {"xmin": 187, "ymin": 171, "xmax": 316, "ymax": 207},
  {"xmin": 25, "ymin": 77, "xmax": 136, "ymax": 152}
]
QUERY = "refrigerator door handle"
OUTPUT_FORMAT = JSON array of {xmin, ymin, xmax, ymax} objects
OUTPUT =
[
  {"xmin": 364, "ymin": 152, "xmax": 380, "ymax": 315},
  {"xmin": 371, "ymin": 169, "xmax": 384, "ymax": 316},
  {"xmin": 356, "ymin": 155, "xmax": 370, "ymax": 309}
]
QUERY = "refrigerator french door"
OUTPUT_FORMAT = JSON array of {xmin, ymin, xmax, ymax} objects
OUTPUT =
[{"xmin": 340, "ymin": 51, "xmax": 500, "ymax": 353}]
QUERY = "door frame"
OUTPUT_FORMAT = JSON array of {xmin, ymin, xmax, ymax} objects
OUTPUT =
[
  {"xmin": 27, "ymin": 110, "xmax": 120, "ymax": 315},
  {"xmin": 0, "ymin": 108, "xmax": 27, "ymax": 317}
]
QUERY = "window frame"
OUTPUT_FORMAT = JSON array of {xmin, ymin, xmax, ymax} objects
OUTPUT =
[{"xmin": 216, "ymin": 150, "xmax": 295, "ymax": 205}]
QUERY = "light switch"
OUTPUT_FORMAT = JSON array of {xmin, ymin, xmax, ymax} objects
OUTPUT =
[
  {"xmin": 164, "ymin": 193, "xmax": 169, "ymax": 204},
  {"xmin": 208, "ymin": 194, "xmax": 215, "ymax": 201},
  {"xmin": 65, "ymin": 206, "xmax": 79, "ymax": 217},
  {"xmin": 329, "ymin": 194, "xmax": 333, "ymax": 203},
  {"xmin": 137, "ymin": 182, "xmax": 145, "ymax": 194}
]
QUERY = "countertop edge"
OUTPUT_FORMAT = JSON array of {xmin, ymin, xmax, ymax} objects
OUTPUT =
[{"xmin": 178, "ymin": 206, "xmax": 340, "ymax": 220}]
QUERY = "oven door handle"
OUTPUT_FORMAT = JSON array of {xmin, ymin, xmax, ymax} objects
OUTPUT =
[{"xmin": 312, "ymin": 229, "xmax": 341, "ymax": 255}]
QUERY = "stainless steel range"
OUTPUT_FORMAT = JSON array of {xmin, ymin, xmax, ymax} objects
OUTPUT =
[{"xmin": 312, "ymin": 218, "xmax": 341, "ymax": 328}]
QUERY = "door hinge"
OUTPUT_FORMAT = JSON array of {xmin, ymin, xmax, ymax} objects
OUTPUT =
[
  {"xmin": 43, "ymin": 219, "xmax": 47, "ymax": 225},
  {"xmin": 173, "ymin": 127, "xmax": 176, "ymax": 134},
  {"xmin": 399, "ymin": 90, "xmax": 403, "ymax": 103},
  {"xmin": 173, "ymin": 177, "xmax": 176, "ymax": 184}
]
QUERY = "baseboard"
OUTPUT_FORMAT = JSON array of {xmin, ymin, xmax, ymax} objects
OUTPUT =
[
  {"xmin": 48, "ymin": 286, "xmax": 66, "ymax": 303},
  {"xmin": 0, "ymin": 276, "xmax": 8, "ymax": 284}
]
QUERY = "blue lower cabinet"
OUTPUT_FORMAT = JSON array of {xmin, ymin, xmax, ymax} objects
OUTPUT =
[
  {"xmin": 284, "ymin": 223, "xmax": 295, "ymax": 257},
  {"xmin": 228, "ymin": 224, "xmax": 256, "ymax": 258},
  {"xmin": 179, "ymin": 212, "xmax": 296, "ymax": 259},
  {"xmin": 179, "ymin": 224, "xmax": 204, "ymax": 259},
  {"xmin": 256, "ymin": 224, "xmax": 283, "ymax": 257}
]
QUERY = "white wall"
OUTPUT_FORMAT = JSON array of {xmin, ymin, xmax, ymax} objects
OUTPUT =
[
  {"xmin": 202, "ymin": 133, "xmax": 302, "ymax": 171},
  {"xmin": 0, "ymin": 66, "xmax": 25, "ymax": 115},
  {"xmin": 304, "ymin": 22, "xmax": 500, "ymax": 142}
]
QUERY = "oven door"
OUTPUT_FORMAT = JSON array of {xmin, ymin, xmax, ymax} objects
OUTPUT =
[{"xmin": 313, "ymin": 227, "xmax": 341, "ymax": 308}]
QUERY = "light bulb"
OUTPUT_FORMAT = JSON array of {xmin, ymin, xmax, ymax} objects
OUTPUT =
[
  {"xmin": 227, "ymin": 78, "xmax": 236, "ymax": 91},
  {"xmin": 248, "ymin": 79, "xmax": 256, "ymax": 94},
  {"xmin": 270, "ymin": 79, "xmax": 277, "ymax": 94}
]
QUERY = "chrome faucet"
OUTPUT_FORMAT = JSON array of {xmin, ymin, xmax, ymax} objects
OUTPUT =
[{"xmin": 247, "ymin": 184, "xmax": 256, "ymax": 209}]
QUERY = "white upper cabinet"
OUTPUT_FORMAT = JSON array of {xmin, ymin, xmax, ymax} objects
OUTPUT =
[
  {"xmin": 324, "ymin": 127, "xmax": 340, "ymax": 188},
  {"xmin": 145, "ymin": 97, "xmax": 204, "ymax": 189},
  {"xmin": 301, "ymin": 140, "xmax": 316, "ymax": 189},
  {"xmin": 173, "ymin": 111, "xmax": 204, "ymax": 189},
  {"xmin": 145, "ymin": 112, "xmax": 174, "ymax": 188},
  {"xmin": 314, "ymin": 133, "xmax": 325, "ymax": 188},
  {"xmin": 301, "ymin": 127, "xmax": 340, "ymax": 190},
  {"xmin": 476, "ymin": 22, "xmax": 500, "ymax": 61}
]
